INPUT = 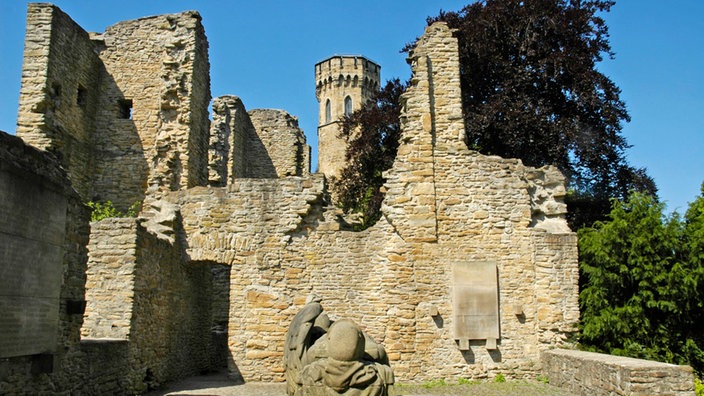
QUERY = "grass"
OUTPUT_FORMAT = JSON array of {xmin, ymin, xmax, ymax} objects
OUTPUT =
[{"xmin": 391, "ymin": 376, "xmax": 567, "ymax": 395}]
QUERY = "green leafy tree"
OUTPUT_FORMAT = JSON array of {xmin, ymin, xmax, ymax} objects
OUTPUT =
[
  {"xmin": 579, "ymin": 187, "xmax": 704, "ymax": 376},
  {"xmin": 332, "ymin": 78, "xmax": 407, "ymax": 229},
  {"xmin": 681, "ymin": 185, "xmax": 704, "ymax": 374}
]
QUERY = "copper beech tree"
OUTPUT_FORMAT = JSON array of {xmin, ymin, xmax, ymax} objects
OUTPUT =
[{"xmin": 335, "ymin": 0, "xmax": 656, "ymax": 230}]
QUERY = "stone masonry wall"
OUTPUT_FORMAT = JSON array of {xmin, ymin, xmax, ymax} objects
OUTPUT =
[
  {"xmin": 209, "ymin": 96, "xmax": 310, "ymax": 182},
  {"xmin": 249, "ymin": 109, "xmax": 310, "ymax": 177},
  {"xmin": 16, "ymin": 5, "xmax": 210, "ymax": 211},
  {"xmin": 82, "ymin": 218, "xmax": 138, "ymax": 339},
  {"xmin": 81, "ymin": 215, "xmax": 215, "ymax": 394},
  {"xmin": 16, "ymin": 4, "xmax": 102, "ymax": 200},
  {"xmin": 0, "ymin": 130, "xmax": 110, "ymax": 394},
  {"xmin": 169, "ymin": 22, "xmax": 580, "ymax": 383},
  {"xmin": 93, "ymin": 10, "xmax": 210, "ymax": 209},
  {"xmin": 209, "ymin": 95, "xmax": 255, "ymax": 183},
  {"xmin": 543, "ymin": 349, "xmax": 696, "ymax": 395}
]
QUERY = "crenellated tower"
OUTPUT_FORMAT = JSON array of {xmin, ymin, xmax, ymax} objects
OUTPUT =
[{"xmin": 315, "ymin": 55, "xmax": 380, "ymax": 179}]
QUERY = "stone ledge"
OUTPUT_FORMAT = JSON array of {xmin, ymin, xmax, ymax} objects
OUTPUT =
[{"xmin": 542, "ymin": 349, "xmax": 695, "ymax": 395}]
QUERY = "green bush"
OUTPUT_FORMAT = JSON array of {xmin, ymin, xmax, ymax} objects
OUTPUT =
[
  {"xmin": 696, "ymin": 378, "xmax": 704, "ymax": 396},
  {"xmin": 87, "ymin": 200, "xmax": 141, "ymax": 222},
  {"xmin": 579, "ymin": 187, "xmax": 704, "ymax": 376},
  {"xmin": 493, "ymin": 373, "xmax": 506, "ymax": 383}
]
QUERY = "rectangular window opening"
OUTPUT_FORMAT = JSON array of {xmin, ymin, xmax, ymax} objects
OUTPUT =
[
  {"xmin": 76, "ymin": 86, "xmax": 87, "ymax": 107},
  {"xmin": 118, "ymin": 99, "xmax": 133, "ymax": 119}
]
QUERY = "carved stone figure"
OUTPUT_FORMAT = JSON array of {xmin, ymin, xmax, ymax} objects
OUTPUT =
[{"xmin": 284, "ymin": 296, "xmax": 394, "ymax": 396}]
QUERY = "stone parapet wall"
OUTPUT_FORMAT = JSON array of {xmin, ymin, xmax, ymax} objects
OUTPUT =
[{"xmin": 542, "ymin": 349, "xmax": 696, "ymax": 395}]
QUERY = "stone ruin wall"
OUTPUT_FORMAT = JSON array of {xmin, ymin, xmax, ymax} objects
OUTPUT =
[
  {"xmin": 168, "ymin": 22, "xmax": 579, "ymax": 383},
  {"xmin": 80, "ymin": 210, "xmax": 220, "ymax": 393},
  {"xmin": 93, "ymin": 9, "xmax": 211, "ymax": 205},
  {"xmin": 16, "ymin": 4, "xmax": 102, "ymax": 200},
  {"xmin": 248, "ymin": 109, "xmax": 310, "ymax": 177},
  {"xmin": 3, "ymin": 4, "xmax": 582, "ymax": 392},
  {"xmin": 91, "ymin": 9, "xmax": 210, "ymax": 206},
  {"xmin": 16, "ymin": 4, "xmax": 210, "ymax": 211},
  {"xmin": 0, "ymin": 130, "xmax": 101, "ymax": 394},
  {"xmin": 209, "ymin": 96, "xmax": 310, "ymax": 183}
]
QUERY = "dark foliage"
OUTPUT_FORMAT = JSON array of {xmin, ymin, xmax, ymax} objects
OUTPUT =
[
  {"xmin": 579, "ymin": 186, "xmax": 704, "ymax": 376},
  {"xmin": 337, "ymin": 0, "xmax": 656, "ymax": 230},
  {"xmin": 331, "ymin": 79, "xmax": 408, "ymax": 229},
  {"xmin": 426, "ymin": 0, "xmax": 655, "ymax": 228}
]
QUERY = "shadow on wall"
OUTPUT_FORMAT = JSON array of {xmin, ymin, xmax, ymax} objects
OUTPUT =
[
  {"xmin": 90, "ymin": 64, "xmax": 148, "ymax": 211},
  {"xmin": 245, "ymin": 128, "xmax": 277, "ymax": 178},
  {"xmin": 460, "ymin": 340, "xmax": 503, "ymax": 365}
]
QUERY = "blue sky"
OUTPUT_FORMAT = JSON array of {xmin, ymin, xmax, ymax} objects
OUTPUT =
[{"xmin": 0, "ymin": 1, "xmax": 701, "ymax": 213}]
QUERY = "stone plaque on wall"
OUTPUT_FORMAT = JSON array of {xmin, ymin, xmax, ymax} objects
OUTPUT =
[
  {"xmin": 452, "ymin": 261, "xmax": 499, "ymax": 341},
  {"xmin": 0, "ymin": 168, "xmax": 66, "ymax": 358}
]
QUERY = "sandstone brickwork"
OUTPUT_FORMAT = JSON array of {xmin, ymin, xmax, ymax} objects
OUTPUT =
[
  {"xmin": 209, "ymin": 96, "xmax": 310, "ymax": 182},
  {"xmin": 543, "ymin": 349, "xmax": 696, "ymax": 395},
  {"xmin": 82, "ymin": 213, "xmax": 217, "ymax": 393},
  {"xmin": 5, "ymin": 4, "xmax": 689, "ymax": 395},
  {"xmin": 16, "ymin": 4, "xmax": 210, "ymax": 211},
  {"xmin": 16, "ymin": 4, "xmax": 102, "ymax": 200},
  {"xmin": 249, "ymin": 109, "xmax": 310, "ymax": 177},
  {"xmin": 92, "ymin": 9, "xmax": 211, "ymax": 203}
]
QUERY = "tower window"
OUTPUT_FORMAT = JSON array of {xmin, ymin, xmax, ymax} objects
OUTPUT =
[
  {"xmin": 118, "ymin": 99, "xmax": 133, "ymax": 119},
  {"xmin": 344, "ymin": 96, "xmax": 353, "ymax": 116},
  {"xmin": 325, "ymin": 99, "xmax": 331, "ymax": 123}
]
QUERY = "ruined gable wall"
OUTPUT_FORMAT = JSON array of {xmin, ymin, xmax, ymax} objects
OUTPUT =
[
  {"xmin": 16, "ymin": 3, "xmax": 102, "ymax": 200},
  {"xmin": 249, "ymin": 109, "xmax": 310, "ymax": 177},
  {"xmin": 208, "ymin": 96, "xmax": 259, "ymax": 182},
  {"xmin": 209, "ymin": 98, "xmax": 311, "ymax": 182},
  {"xmin": 92, "ymin": 11, "xmax": 210, "ymax": 209},
  {"xmin": 174, "ymin": 22, "xmax": 578, "ymax": 383}
]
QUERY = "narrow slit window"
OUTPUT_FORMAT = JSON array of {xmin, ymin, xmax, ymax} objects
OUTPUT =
[
  {"xmin": 50, "ymin": 82, "xmax": 62, "ymax": 107},
  {"xmin": 76, "ymin": 86, "xmax": 87, "ymax": 107},
  {"xmin": 118, "ymin": 99, "xmax": 133, "ymax": 119},
  {"xmin": 344, "ymin": 96, "xmax": 353, "ymax": 116},
  {"xmin": 325, "ymin": 99, "xmax": 331, "ymax": 123}
]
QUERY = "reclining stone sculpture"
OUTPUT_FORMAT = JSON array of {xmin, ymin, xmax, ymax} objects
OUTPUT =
[{"xmin": 284, "ymin": 295, "xmax": 394, "ymax": 396}]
